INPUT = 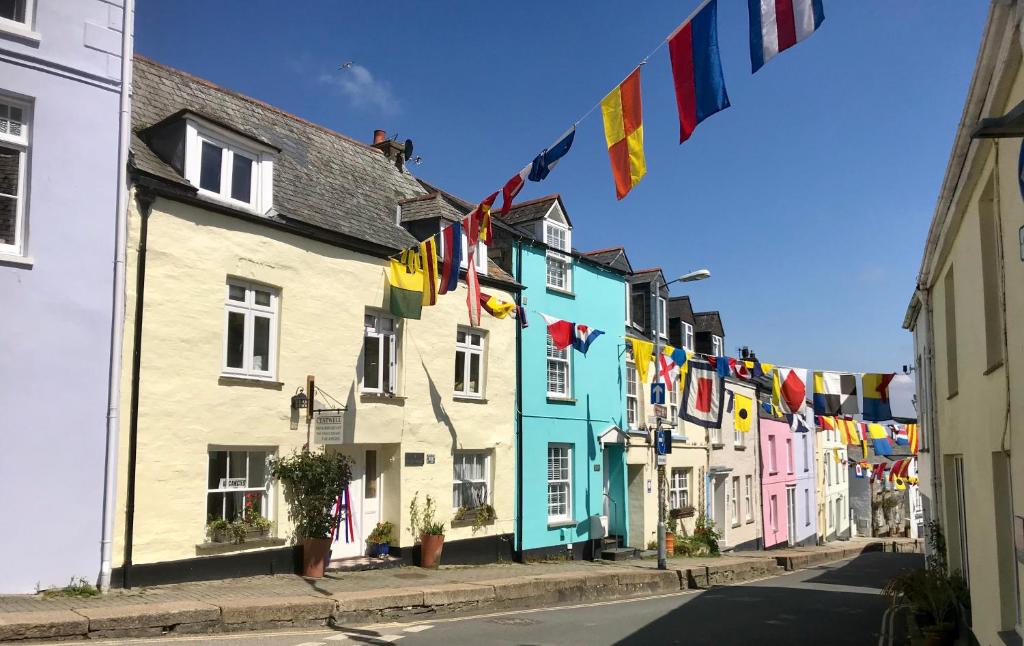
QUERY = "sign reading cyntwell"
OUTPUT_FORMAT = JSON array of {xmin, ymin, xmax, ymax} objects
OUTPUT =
[{"xmin": 313, "ymin": 410, "xmax": 344, "ymax": 444}]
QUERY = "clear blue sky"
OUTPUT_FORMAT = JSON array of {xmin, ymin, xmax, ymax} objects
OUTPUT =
[{"xmin": 136, "ymin": 1, "xmax": 987, "ymax": 373}]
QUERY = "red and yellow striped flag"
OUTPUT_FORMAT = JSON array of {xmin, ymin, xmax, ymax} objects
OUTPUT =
[
  {"xmin": 906, "ymin": 423, "xmax": 919, "ymax": 454},
  {"xmin": 601, "ymin": 68, "xmax": 646, "ymax": 200}
]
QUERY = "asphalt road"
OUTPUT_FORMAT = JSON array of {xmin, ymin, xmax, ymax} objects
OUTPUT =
[{"xmin": 72, "ymin": 551, "xmax": 922, "ymax": 646}]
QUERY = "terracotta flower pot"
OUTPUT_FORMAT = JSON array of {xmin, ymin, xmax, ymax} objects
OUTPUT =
[
  {"xmin": 419, "ymin": 533, "xmax": 445, "ymax": 568},
  {"xmin": 665, "ymin": 533, "xmax": 676, "ymax": 556},
  {"xmin": 301, "ymin": 537, "xmax": 332, "ymax": 578}
]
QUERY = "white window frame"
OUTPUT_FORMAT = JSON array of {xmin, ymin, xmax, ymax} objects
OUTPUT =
[
  {"xmin": 710, "ymin": 421, "xmax": 722, "ymax": 445},
  {"xmin": 734, "ymin": 408, "xmax": 745, "ymax": 447},
  {"xmin": 547, "ymin": 444, "xmax": 573, "ymax": 523},
  {"xmin": 546, "ymin": 332, "xmax": 571, "ymax": 398},
  {"xmin": 825, "ymin": 452, "xmax": 832, "ymax": 485},
  {"xmin": 745, "ymin": 475, "xmax": 753, "ymax": 522},
  {"xmin": 626, "ymin": 360, "xmax": 638, "ymax": 429},
  {"xmin": 0, "ymin": 0, "xmax": 37, "ymax": 38},
  {"xmin": 222, "ymin": 280, "xmax": 278, "ymax": 380},
  {"xmin": 682, "ymin": 322, "xmax": 694, "ymax": 352},
  {"xmin": 184, "ymin": 117, "xmax": 274, "ymax": 214},
  {"xmin": 802, "ymin": 433, "xmax": 809, "ymax": 472},
  {"xmin": 768, "ymin": 436, "xmax": 778, "ymax": 473},
  {"xmin": 804, "ymin": 489, "xmax": 811, "ymax": 526},
  {"xmin": 657, "ymin": 296, "xmax": 668, "ymax": 339},
  {"xmin": 731, "ymin": 476, "xmax": 740, "ymax": 526},
  {"xmin": 546, "ymin": 251, "xmax": 572, "ymax": 292},
  {"xmin": 712, "ymin": 334, "xmax": 724, "ymax": 356},
  {"xmin": 786, "ymin": 438, "xmax": 794, "ymax": 474},
  {"xmin": 770, "ymin": 494, "xmax": 779, "ymax": 532},
  {"xmin": 0, "ymin": 95, "xmax": 30, "ymax": 257},
  {"xmin": 669, "ymin": 468, "xmax": 691, "ymax": 509},
  {"xmin": 544, "ymin": 220, "xmax": 572, "ymax": 292},
  {"xmin": 454, "ymin": 327, "xmax": 486, "ymax": 399},
  {"xmin": 452, "ymin": 451, "xmax": 491, "ymax": 510},
  {"xmin": 435, "ymin": 223, "xmax": 487, "ymax": 275},
  {"xmin": 667, "ymin": 377, "xmax": 679, "ymax": 421},
  {"xmin": 362, "ymin": 311, "xmax": 398, "ymax": 395},
  {"xmin": 625, "ymin": 283, "xmax": 631, "ymax": 325},
  {"xmin": 206, "ymin": 447, "xmax": 274, "ymax": 525}
]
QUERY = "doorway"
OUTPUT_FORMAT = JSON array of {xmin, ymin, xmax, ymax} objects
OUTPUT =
[
  {"xmin": 330, "ymin": 446, "xmax": 382, "ymax": 561},
  {"xmin": 710, "ymin": 475, "xmax": 727, "ymax": 545},
  {"xmin": 602, "ymin": 445, "xmax": 626, "ymax": 543}
]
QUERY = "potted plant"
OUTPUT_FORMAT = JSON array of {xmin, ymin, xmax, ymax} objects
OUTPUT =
[
  {"xmin": 269, "ymin": 449, "xmax": 353, "ymax": 578},
  {"xmin": 367, "ymin": 521, "xmax": 395, "ymax": 558},
  {"xmin": 665, "ymin": 515, "xmax": 678, "ymax": 556},
  {"xmin": 409, "ymin": 493, "xmax": 445, "ymax": 568}
]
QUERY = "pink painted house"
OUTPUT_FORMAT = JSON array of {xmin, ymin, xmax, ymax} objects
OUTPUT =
[{"xmin": 759, "ymin": 414, "xmax": 797, "ymax": 549}]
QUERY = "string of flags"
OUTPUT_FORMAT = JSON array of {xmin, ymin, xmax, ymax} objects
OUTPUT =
[{"xmin": 386, "ymin": 0, "xmax": 828, "ymax": 326}]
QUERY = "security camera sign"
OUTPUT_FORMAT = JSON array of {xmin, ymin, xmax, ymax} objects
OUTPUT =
[{"xmin": 313, "ymin": 411, "xmax": 345, "ymax": 444}]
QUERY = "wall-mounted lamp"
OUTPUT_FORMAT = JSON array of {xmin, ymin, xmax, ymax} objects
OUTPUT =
[{"xmin": 290, "ymin": 387, "xmax": 308, "ymax": 411}]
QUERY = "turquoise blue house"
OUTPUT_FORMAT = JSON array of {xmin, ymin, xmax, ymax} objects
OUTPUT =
[{"xmin": 491, "ymin": 195, "xmax": 628, "ymax": 559}]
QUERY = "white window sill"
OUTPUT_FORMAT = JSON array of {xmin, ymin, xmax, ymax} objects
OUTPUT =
[
  {"xmin": 547, "ymin": 519, "xmax": 575, "ymax": 529},
  {"xmin": 0, "ymin": 20, "xmax": 41, "ymax": 44},
  {"xmin": 453, "ymin": 394, "xmax": 487, "ymax": 403},
  {"xmin": 0, "ymin": 253, "xmax": 33, "ymax": 268},
  {"xmin": 218, "ymin": 375, "xmax": 283, "ymax": 389},
  {"xmin": 546, "ymin": 285, "xmax": 575, "ymax": 298}
]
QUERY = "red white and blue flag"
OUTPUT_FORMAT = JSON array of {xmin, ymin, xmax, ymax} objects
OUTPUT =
[
  {"xmin": 540, "ymin": 313, "xmax": 575, "ymax": 350},
  {"xmin": 747, "ymin": 0, "xmax": 825, "ymax": 73},
  {"xmin": 572, "ymin": 324, "xmax": 604, "ymax": 355},
  {"xmin": 667, "ymin": 0, "xmax": 730, "ymax": 143}
]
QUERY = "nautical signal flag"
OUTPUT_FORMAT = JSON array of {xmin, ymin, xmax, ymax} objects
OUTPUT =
[
  {"xmin": 572, "ymin": 324, "xmax": 605, "ymax": 355},
  {"xmin": 629, "ymin": 337, "xmax": 655, "ymax": 383},
  {"xmin": 420, "ymin": 237, "xmax": 438, "ymax": 306},
  {"xmin": 734, "ymin": 393, "xmax": 753, "ymax": 432},
  {"xmin": 529, "ymin": 127, "xmax": 575, "ymax": 182},
  {"xmin": 500, "ymin": 164, "xmax": 531, "ymax": 216},
  {"xmin": 681, "ymin": 359, "xmax": 725, "ymax": 428},
  {"xmin": 868, "ymin": 423, "xmax": 893, "ymax": 456},
  {"xmin": 479, "ymin": 292, "xmax": 515, "ymax": 319},
  {"xmin": 388, "ymin": 250, "xmax": 424, "ymax": 320},
  {"xmin": 777, "ymin": 367, "xmax": 807, "ymax": 414},
  {"xmin": 541, "ymin": 314, "xmax": 575, "ymax": 351},
  {"xmin": 601, "ymin": 68, "xmax": 646, "ymax": 200},
  {"xmin": 862, "ymin": 373, "xmax": 896, "ymax": 422},
  {"xmin": 906, "ymin": 423, "xmax": 919, "ymax": 454},
  {"xmin": 667, "ymin": 0, "xmax": 730, "ymax": 144},
  {"xmin": 438, "ymin": 220, "xmax": 462, "ymax": 296},
  {"xmin": 813, "ymin": 372, "xmax": 858, "ymax": 416},
  {"xmin": 747, "ymin": 0, "xmax": 825, "ymax": 73}
]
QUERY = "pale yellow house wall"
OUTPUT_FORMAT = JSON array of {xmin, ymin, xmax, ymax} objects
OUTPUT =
[
  {"xmin": 708, "ymin": 380, "xmax": 761, "ymax": 549},
  {"xmin": 923, "ymin": 39, "xmax": 1024, "ymax": 641},
  {"xmin": 114, "ymin": 193, "xmax": 516, "ymax": 566}
]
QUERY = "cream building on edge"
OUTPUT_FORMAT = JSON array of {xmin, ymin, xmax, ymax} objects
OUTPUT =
[
  {"xmin": 904, "ymin": 2, "xmax": 1024, "ymax": 641},
  {"xmin": 112, "ymin": 57, "xmax": 518, "ymax": 585}
]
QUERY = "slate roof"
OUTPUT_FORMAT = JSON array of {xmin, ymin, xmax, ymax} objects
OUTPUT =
[
  {"xmin": 694, "ymin": 311, "xmax": 725, "ymax": 337},
  {"xmin": 582, "ymin": 246, "xmax": 633, "ymax": 273},
  {"xmin": 501, "ymin": 195, "xmax": 561, "ymax": 226},
  {"xmin": 130, "ymin": 55, "xmax": 426, "ymax": 252}
]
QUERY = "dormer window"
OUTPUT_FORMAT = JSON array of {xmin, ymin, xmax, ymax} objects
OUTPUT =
[
  {"xmin": 712, "ymin": 334, "xmax": 724, "ymax": 356},
  {"xmin": 438, "ymin": 222, "xmax": 487, "ymax": 275},
  {"xmin": 544, "ymin": 221, "xmax": 572, "ymax": 293},
  {"xmin": 182, "ymin": 117, "xmax": 274, "ymax": 214}
]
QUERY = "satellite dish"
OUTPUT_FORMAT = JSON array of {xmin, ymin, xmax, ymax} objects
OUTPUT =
[{"xmin": 403, "ymin": 138, "xmax": 414, "ymax": 161}]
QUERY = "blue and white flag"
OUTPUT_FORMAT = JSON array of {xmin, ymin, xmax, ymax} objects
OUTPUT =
[{"xmin": 529, "ymin": 127, "xmax": 575, "ymax": 181}]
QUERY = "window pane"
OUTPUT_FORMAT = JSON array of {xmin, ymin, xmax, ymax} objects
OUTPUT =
[
  {"xmin": 364, "ymin": 450, "xmax": 378, "ymax": 499},
  {"xmin": 228, "ymin": 285, "xmax": 246, "ymax": 302},
  {"xmin": 0, "ymin": 195, "xmax": 16, "ymax": 246},
  {"xmin": 225, "ymin": 491, "xmax": 244, "ymax": 521},
  {"xmin": 382, "ymin": 334, "xmax": 392, "ymax": 393},
  {"xmin": 207, "ymin": 492, "xmax": 225, "ymax": 521},
  {"xmin": 226, "ymin": 311, "xmax": 245, "ymax": 368},
  {"xmin": 457, "ymin": 330, "xmax": 466, "ymax": 344},
  {"xmin": 0, "ymin": 0, "xmax": 26, "ymax": 23},
  {"xmin": 248, "ymin": 452, "xmax": 267, "ymax": 488},
  {"xmin": 254, "ymin": 290, "xmax": 271, "ymax": 306},
  {"xmin": 0, "ymin": 146, "xmax": 20, "ymax": 196},
  {"xmin": 454, "ymin": 351, "xmax": 465, "ymax": 392},
  {"xmin": 229, "ymin": 451, "xmax": 248, "ymax": 480},
  {"xmin": 200, "ymin": 141, "xmax": 222, "ymax": 193},
  {"xmin": 231, "ymin": 153, "xmax": 253, "ymax": 203},
  {"xmin": 469, "ymin": 353, "xmax": 480, "ymax": 394},
  {"xmin": 208, "ymin": 451, "xmax": 227, "ymax": 489},
  {"xmin": 363, "ymin": 335, "xmax": 380, "ymax": 390},
  {"xmin": 252, "ymin": 315, "xmax": 270, "ymax": 371}
]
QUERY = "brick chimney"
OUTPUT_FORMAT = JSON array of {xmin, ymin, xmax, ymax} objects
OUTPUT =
[{"xmin": 371, "ymin": 130, "xmax": 405, "ymax": 171}]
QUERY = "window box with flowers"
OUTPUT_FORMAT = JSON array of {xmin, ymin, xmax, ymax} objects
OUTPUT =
[{"xmin": 206, "ymin": 493, "xmax": 273, "ymax": 544}]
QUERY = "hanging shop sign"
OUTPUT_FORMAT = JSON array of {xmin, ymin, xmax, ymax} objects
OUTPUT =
[{"xmin": 313, "ymin": 410, "xmax": 345, "ymax": 444}]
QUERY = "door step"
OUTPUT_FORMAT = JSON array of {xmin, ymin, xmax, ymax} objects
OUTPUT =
[
  {"xmin": 327, "ymin": 555, "xmax": 403, "ymax": 573},
  {"xmin": 600, "ymin": 547, "xmax": 641, "ymax": 561}
]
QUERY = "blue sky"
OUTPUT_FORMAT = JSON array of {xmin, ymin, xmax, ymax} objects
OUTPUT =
[{"xmin": 137, "ymin": 1, "xmax": 987, "ymax": 373}]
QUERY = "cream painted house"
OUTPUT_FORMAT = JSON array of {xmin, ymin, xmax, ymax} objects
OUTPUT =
[
  {"xmin": 112, "ymin": 57, "xmax": 518, "ymax": 586},
  {"xmin": 904, "ymin": 2, "xmax": 1024, "ymax": 641},
  {"xmin": 818, "ymin": 424, "xmax": 850, "ymax": 541}
]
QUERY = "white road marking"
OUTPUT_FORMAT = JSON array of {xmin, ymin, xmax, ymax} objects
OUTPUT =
[
  {"xmin": 292, "ymin": 642, "xmax": 327, "ymax": 646},
  {"xmin": 402, "ymin": 624, "xmax": 434, "ymax": 633}
]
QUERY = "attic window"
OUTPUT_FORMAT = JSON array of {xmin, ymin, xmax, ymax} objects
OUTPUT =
[{"xmin": 184, "ymin": 118, "xmax": 274, "ymax": 214}]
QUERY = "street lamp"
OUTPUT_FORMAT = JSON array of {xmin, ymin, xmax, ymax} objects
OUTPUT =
[{"xmin": 652, "ymin": 267, "xmax": 711, "ymax": 570}]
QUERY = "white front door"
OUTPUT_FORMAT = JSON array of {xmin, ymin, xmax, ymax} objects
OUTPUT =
[
  {"xmin": 786, "ymin": 486, "xmax": 797, "ymax": 546},
  {"xmin": 330, "ymin": 447, "xmax": 382, "ymax": 561}
]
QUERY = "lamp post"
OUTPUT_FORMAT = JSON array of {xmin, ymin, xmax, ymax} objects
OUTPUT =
[{"xmin": 653, "ymin": 268, "xmax": 710, "ymax": 570}]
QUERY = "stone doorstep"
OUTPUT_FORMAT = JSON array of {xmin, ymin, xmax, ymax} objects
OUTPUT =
[
  {"xmin": 0, "ymin": 610, "xmax": 88, "ymax": 641},
  {"xmin": 74, "ymin": 600, "xmax": 220, "ymax": 631},
  {"xmin": 217, "ymin": 595, "xmax": 335, "ymax": 624}
]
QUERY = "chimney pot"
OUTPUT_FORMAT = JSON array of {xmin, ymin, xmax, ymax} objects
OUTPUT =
[{"xmin": 373, "ymin": 129, "xmax": 387, "ymax": 144}]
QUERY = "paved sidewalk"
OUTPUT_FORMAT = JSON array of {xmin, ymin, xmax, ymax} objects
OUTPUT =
[{"xmin": 0, "ymin": 537, "xmax": 921, "ymax": 642}]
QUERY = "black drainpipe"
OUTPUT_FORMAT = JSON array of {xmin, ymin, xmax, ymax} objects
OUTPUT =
[
  {"xmin": 122, "ymin": 189, "xmax": 154, "ymax": 588},
  {"xmin": 514, "ymin": 239, "xmax": 525, "ymax": 562}
]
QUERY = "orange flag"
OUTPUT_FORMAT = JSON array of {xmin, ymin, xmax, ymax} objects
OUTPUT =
[{"xmin": 601, "ymin": 68, "xmax": 647, "ymax": 199}]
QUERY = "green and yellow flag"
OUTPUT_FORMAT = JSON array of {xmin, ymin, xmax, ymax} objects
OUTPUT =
[{"xmin": 388, "ymin": 249, "xmax": 424, "ymax": 320}]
